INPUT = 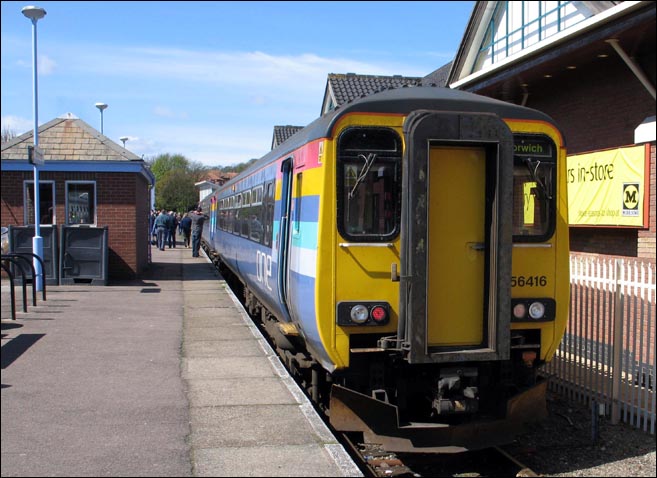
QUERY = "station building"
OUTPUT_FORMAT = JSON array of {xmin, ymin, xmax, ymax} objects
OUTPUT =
[{"xmin": 1, "ymin": 113, "xmax": 155, "ymax": 281}]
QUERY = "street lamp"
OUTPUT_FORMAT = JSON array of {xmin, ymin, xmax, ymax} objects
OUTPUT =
[
  {"xmin": 119, "ymin": 136, "xmax": 128, "ymax": 148},
  {"xmin": 95, "ymin": 102, "xmax": 108, "ymax": 134},
  {"xmin": 22, "ymin": 4, "xmax": 46, "ymax": 293}
]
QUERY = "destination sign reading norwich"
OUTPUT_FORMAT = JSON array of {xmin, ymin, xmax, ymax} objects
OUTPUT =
[
  {"xmin": 514, "ymin": 136, "xmax": 553, "ymax": 158},
  {"xmin": 567, "ymin": 145, "xmax": 646, "ymax": 227}
]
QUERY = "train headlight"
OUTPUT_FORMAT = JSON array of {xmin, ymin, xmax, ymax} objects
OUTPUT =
[
  {"xmin": 528, "ymin": 301, "xmax": 546, "ymax": 320},
  {"xmin": 350, "ymin": 304, "xmax": 369, "ymax": 324}
]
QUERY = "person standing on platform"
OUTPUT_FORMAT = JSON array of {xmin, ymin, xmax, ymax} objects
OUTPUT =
[
  {"xmin": 167, "ymin": 210, "xmax": 178, "ymax": 248},
  {"xmin": 153, "ymin": 210, "xmax": 169, "ymax": 251},
  {"xmin": 149, "ymin": 210, "xmax": 157, "ymax": 245},
  {"xmin": 179, "ymin": 212, "xmax": 192, "ymax": 248},
  {"xmin": 189, "ymin": 206, "xmax": 208, "ymax": 258}
]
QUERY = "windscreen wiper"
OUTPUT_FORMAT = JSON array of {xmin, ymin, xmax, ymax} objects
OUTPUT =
[
  {"xmin": 349, "ymin": 153, "xmax": 377, "ymax": 199},
  {"xmin": 523, "ymin": 158, "xmax": 553, "ymax": 200}
]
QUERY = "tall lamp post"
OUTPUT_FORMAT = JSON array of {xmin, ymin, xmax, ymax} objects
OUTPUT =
[
  {"xmin": 95, "ymin": 102, "xmax": 108, "ymax": 134},
  {"xmin": 22, "ymin": 4, "xmax": 46, "ymax": 293}
]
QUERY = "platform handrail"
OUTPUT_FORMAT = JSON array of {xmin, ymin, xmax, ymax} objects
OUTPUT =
[
  {"xmin": 1, "ymin": 255, "xmax": 29, "ymax": 313},
  {"xmin": 0, "ymin": 261, "xmax": 16, "ymax": 320},
  {"xmin": 3, "ymin": 254, "xmax": 39, "ymax": 306},
  {"xmin": 6, "ymin": 252, "xmax": 47, "ymax": 301}
]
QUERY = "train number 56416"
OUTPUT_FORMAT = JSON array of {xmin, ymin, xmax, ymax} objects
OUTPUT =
[{"xmin": 511, "ymin": 275, "xmax": 547, "ymax": 287}]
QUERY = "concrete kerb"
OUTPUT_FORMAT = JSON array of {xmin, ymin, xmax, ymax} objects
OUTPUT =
[{"xmin": 183, "ymin": 250, "xmax": 363, "ymax": 477}]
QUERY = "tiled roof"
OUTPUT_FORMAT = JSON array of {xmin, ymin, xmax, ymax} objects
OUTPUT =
[
  {"xmin": 1, "ymin": 113, "xmax": 141, "ymax": 162},
  {"xmin": 202, "ymin": 170, "xmax": 237, "ymax": 184},
  {"xmin": 323, "ymin": 73, "xmax": 423, "ymax": 113},
  {"xmin": 271, "ymin": 125, "xmax": 304, "ymax": 150},
  {"xmin": 422, "ymin": 62, "xmax": 453, "ymax": 87}
]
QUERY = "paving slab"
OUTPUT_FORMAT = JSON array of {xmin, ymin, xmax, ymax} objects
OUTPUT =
[{"xmin": 1, "ymin": 244, "xmax": 362, "ymax": 477}]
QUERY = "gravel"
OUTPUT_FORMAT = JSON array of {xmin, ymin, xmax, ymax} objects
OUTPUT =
[{"xmin": 501, "ymin": 390, "xmax": 656, "ymax": 477}]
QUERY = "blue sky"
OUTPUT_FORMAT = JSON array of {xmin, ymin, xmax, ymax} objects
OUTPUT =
[{"xmin": 1, "ymin": 1, "xmax": 474, "ymax": 167}]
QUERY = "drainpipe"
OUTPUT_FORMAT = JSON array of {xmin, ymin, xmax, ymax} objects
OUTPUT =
[
  {"xmin": 605, "ymin": 39, "xmax": 656, "ymax": 100},
  {"xmin": 521, "ymin": 92, "xmax": 529, "ymax": 107}
]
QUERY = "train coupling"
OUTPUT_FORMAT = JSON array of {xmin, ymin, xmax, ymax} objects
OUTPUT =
[
  {"xmin": 432, "ymin": 367, "xmax": 479, "ymax": 415},
  {"xmin": 329, "ymin": 379, "xmax": 548, "ymax": 453}
]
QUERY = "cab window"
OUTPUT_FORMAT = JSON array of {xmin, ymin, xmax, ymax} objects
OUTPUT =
[
  {"xmin": 512, "ymin": 134, "xmax": 556, "ymax": 241},
  {"xmin": 337, "ymin": 127, "xmax": 401, "ymax": 241}
]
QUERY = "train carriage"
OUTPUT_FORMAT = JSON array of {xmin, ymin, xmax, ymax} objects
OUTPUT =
[{"xmin": 200, "ymin": 86, "xmax": 569, "ymax": 452}]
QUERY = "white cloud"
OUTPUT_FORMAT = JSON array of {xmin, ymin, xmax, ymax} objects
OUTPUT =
[
  {"xmin": 61, "ymin": 44, "xmax": 426, "ymax": 94},
  {"xmin": 16, "ymin": 54, "xmax": 56, "ymax": 75},
  {"xmin": 39, "ymin": 55, "xmax": 56, "ymax": 75},
  {"xmin": 130, "ymin": 121, "xmax": 272, "ymax": 167},
  {"xmin": 1, "ymin": 115, "xmax": 33, "ymax": 135},
  {"xmin": 153, "ymin": 106, "xmax": 175, "ymax": 118},
  {"xmin": 8, "ymin": 42, "xmax": 435, "ymax": 167}
]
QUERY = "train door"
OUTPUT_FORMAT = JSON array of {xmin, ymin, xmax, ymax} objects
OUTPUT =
[
  {"xmin": 277, "ymin": 158, "xmax": 293, "ymax": 311},
  {"xmin": 395, "ymin": 111, "xmax": 514, "ymax": 364},
  {"xmin": 427, "ymin": 146, "xmax": 486, "ymax": 347}
]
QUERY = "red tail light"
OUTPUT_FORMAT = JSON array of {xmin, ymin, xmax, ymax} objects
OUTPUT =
[{"xmin": 370, "ymin": 306, "xmax": 388, "ymax": 322}]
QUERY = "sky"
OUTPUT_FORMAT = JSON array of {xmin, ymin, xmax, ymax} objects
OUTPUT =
[{"xmin": 1, "ymin": 1, "xmax": 475, "ymax": 168}]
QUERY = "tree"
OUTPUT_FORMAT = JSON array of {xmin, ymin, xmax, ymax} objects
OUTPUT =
[
  {"xmin": 1, "ymin": 126, "xmax": 17, "ymax": 143},
  {"xmin": 155, "ymin": 169, "xmax": 199, "ymax": 213},
  {"xmin": 187, "ymin": 159, "xmax": 210, "ymax": 182},
  {"xmin": 147, "ymin": 153, "xmax": 193, "ymax": 183},
  {"xmin": 146, "ymin": 153, "xmax": 210, "ymax": 212}
]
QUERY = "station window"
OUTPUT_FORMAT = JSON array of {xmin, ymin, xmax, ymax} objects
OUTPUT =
[
  {"xmin": 24, "ymin": 180, "xmax": 55, "ymax": 225},
  {"xmin": 66, "ymin": 181, "xmax": 96, "ymax": 225}
]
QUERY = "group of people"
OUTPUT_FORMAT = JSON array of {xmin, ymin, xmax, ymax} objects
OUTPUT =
[{"xmin": 149, "ymin": 207, "xmax": 207, "ymax": 257}]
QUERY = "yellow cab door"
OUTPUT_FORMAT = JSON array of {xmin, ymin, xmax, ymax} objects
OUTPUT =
[{"xmin": 427, "ymin": 146, "xmax": 486, "ymax": 347}]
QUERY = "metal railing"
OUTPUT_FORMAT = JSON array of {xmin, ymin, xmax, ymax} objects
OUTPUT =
[
  {"xmin": 1, "ymin": 252, "xmax": 47, "ymax": 319},
  {"xmin": 544, "ymin": 255, "xmax": 656, "ymax": 435}
]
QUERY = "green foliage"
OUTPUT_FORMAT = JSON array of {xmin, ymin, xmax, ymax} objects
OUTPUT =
[
  {"xmin": 148, "ymin": 153, "xmax": 192, "ymax": 182},
  {"xmin": 229, "ymin": 158, "xmax": 258, "ymax": 173},
  {"xmin": 155, "ymin": 169, "xmax": 198, "ymax": 213},
  {"xmin": 146, "ymin": 152, "xmax": 259, "ymax": 212},
  {"xmin": 147, "ymin": 153, "xmax": 206, "ymax": 212}
]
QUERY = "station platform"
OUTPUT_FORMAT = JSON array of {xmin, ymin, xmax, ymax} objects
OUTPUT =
[{"xmin": 1, "ymin": 244, "xmax": 362, "ymax": 477}]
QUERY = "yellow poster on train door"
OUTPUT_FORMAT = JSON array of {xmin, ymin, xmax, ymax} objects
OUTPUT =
[{"xmin": 567, "ymin": 145, "xmax": 647, "ymax": 227}]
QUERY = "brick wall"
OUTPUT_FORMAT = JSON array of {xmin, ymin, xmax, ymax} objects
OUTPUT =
[
  {"xmin": 528, "ymin": 56, "xmax": 655, "ymax": 259},
  {"xmin": 1, "ymin": 170, "xmax": 150, "ymax": 280},
  {"xmin": 638, "ymin": 143, "xmax": 656, "ymax": 260},
  {"xmin": 528, "ymin": 57, "xmax": 654, "ymax": 155}
]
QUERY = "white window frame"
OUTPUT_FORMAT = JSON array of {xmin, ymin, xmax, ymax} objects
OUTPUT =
[
  {"xmin": 23, "ymin": 180, "xmax": 56, "ymax": 225},
  {"xmin": 65, "ymin": 180, "xmax": 97, "ymax": 225}
]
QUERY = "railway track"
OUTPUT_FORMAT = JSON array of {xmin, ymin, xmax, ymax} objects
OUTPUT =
[
  {"xmin": 340, "ymin": 432, "xmax": 538, "ymax": 477},
  {"xmin": 207, "ymin": 247, "xmax": 539, "ymax": 478}
]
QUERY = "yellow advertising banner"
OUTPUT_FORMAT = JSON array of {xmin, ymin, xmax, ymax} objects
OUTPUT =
[{"xmin": 567, "ymin": 145, "xmax": 646, "ymax": 226}]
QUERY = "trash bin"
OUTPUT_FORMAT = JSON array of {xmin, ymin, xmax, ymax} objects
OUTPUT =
[
  {"xmin": 7, "ymin": 224, "xmax": 59, "ymax": 285},
  {"xmin": 59, "ymin": 225, "xmax": 108, "ymax": 285}
]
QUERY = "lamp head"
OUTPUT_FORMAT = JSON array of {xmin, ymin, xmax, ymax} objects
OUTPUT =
[
  {"xmin": 95, "ymin": 102, "xmax": 108, "ymax": 112},
  {"xmin": 22, "ymin": 6, "xmax": 46, "ymax": 21}
]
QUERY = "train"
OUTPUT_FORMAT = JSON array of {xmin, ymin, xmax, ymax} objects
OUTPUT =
[{"xmin": 199, "ymin": 85, "xmax": 569, "ymax": 453}]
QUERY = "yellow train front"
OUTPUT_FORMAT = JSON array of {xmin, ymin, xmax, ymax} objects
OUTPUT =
[{"xmin": 205, "ymin": 86, "xmax": 569, "ymax": 453}]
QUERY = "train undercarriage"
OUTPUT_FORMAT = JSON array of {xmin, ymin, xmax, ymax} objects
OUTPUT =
[{"xmin": 205, "ymin": 246, "xmax": 548, "ymax": 453}]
